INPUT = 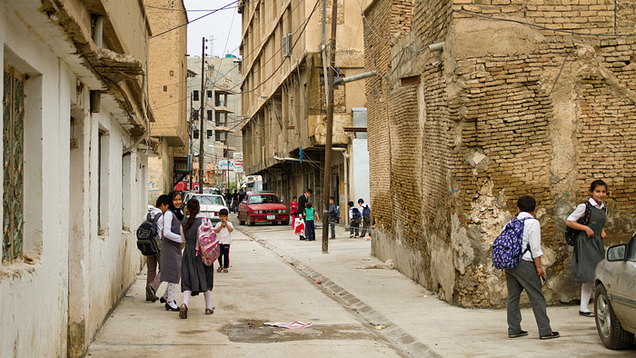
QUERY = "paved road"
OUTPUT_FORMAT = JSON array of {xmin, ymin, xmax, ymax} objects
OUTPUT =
[{"xmin": 86, "ymin": 219, "xmax": 636, "ymax": 357}]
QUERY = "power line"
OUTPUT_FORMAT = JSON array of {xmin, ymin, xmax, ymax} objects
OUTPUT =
[{"xmin": 150, "ymin": 1, "xmax": 239, "ymax": 39}]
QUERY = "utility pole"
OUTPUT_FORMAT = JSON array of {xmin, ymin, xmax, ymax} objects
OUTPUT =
[
  {"xmin": 198, "ymin": 37, "xmax": 206, "ymax": 194},
  {"xmin": 321, "ymin": 0, "xmax": 337, "ymax": 253},
  {"xmin": 189, "ymin": 95, "xmax": 194, "ymax": 191}
]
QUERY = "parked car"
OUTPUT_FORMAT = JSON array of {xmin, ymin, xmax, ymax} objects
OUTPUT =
[
  {"xmin": 183, "ymin": 193, "xmax": 228, "ymax": 223},
  {"xmin": 237, "ymin": 192, "xmax": 288, "ymax": 226},
  {"xmin": 594, "ymin": 233, "xmax": 636, "ymax": 350}
]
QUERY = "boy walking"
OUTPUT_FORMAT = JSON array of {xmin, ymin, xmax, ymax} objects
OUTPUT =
[
  {"xmin": 505, "ymin": 195, "xmax": 559, "ymax": 340},
  {"xmin": 145, "ymin": 195, "xmax": 170, "ymax": 302},
  {"xmin": 358, "ymin": 199, "xmax": 371, "ymax": 238},
  {"xmin": 304, "ymin": 202, "xmax": 319, "ymax": 241},
  {"xmin": 348, "ymin": 201, "xmax": 360, "ymax": 238},
  {"xmin": 328, "ymin": 197, "xmax": 339, "ymax": 239}
]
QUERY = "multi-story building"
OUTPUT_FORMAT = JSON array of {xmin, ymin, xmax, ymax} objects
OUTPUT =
[
  {"xmin": 187, "ymin": 55, "xmax": 243, "ymax": 190},
  {"xmin": 238, "ymin": 0, "xmax": 371, "ymax": 209},
  {"xmin": 145, "ymin": 0, "xmax": 189, "ymax": 201},
  {"xmin": 364, "ymin": 0, "xmax": 636, "ymax": 307},
  {"xmin": 1, "ymin": 0, "xmax": 152, "ymax": 356}
]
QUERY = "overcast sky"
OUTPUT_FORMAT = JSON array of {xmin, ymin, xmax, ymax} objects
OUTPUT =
[{"xmin": 183, "ymin": 0, "xmax": 242, "ymax": 58}]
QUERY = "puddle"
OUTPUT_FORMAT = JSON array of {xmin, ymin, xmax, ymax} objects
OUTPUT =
[{"xmin": 222, "ymin": 319, "xmax": 375, "ymax": 343}]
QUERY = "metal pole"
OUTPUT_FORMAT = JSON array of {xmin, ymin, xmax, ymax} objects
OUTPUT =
[
  {"xmin": 321, "ymin": 0, "xmax": 337, "ymax": 253},
  {"xmin": 198, "ymin": 38, "xmax": 206, "ymax": 194},
  {"xmin": 189, "ymin": 95, "xmax": 194, "ymax": 190}
]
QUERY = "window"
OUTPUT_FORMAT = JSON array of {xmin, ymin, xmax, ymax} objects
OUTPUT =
[
  {"xmin": 163, "ymin": 85, "xmax": 167, "ymax": 92},
  {"xmin": 193, "ymin": 90, "xmax": 199, "ymax": 101},
  {"xmin": 193, "ymin": 129, "xmax": 199, "ymax": 139},
  {"xmin": 3, "ymin": 67, "xmax": 24, "ymax": 261},
  {"xmin": 192, "ymin": 110, "xmax": 199, "ymax": 121},
  {"xmin": 207, "ymin": 90, "xmax": 212, "ymax": 99},
  {"xmin": 207, "ymin": 130, "xmax": 213, "ymax": 139},
  {"xmin": 215, "ymin": 132, "xmax": 226, "ymax": 142},
  {"xmin": 207, "ymin": 110, "xmax": 212, "ymax": 121},
  {"xmin": 169, "ymin": 70, "xmax": 174, "ymax": 77}
]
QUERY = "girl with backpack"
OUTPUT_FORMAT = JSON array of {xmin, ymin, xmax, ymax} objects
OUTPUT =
[
  {"xmin": 348, "ymin": 201, "xmax": 360, "ymax": 238},
  {"xmin": 565, "ymin": 180, "xmax": 608, "ymax": 317},
  {"xmin": 160, "ymin": 191, "xmax": 184, "ymax": 311},
  {"xmin": 178, "ymin": 198, "xmax": 215, "ymax": 319}
]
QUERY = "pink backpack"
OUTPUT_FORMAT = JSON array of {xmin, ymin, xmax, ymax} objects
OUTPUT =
[{"xmin": 197, "ymin": 218, "xmax": 220, "ymax": 266}]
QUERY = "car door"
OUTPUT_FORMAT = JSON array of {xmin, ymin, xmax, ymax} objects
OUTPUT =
[{"xmin": 610, "ymin": 236, "xmax": 636, "ymax": 333}]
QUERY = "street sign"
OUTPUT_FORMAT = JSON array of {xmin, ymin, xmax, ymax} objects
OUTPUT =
[
  {"xmin": 235, "ymin": 162, "xmax": 243, "ymax": 173},
  {"xmin": 234, "ymin": 152, "xmax": 243, "ymax": 162}
]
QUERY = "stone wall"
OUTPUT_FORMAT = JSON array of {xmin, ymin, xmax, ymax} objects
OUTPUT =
[{"xmin": 366, "ymin": 0, "xmax": 636, "ymax": 307}]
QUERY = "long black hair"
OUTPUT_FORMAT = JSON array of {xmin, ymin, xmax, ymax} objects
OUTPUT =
[
  {"xmin": 184, "ymin": 198, "xmax": 200, "ymax": 231},
  {"xmin": 167, "ymin": 191, "xmax": 184, "ymax": 221}
]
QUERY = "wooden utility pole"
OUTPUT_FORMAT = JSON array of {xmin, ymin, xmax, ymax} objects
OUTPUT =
[
  {"xmin": 321, "ymin": 0, "xmax": 338, "ymax": 253},
  {"xmin": 189, "ymin": 95, "xmax": 194, "ymax": 190},
  {"xmin": 198, "ymin": 37, "xmax": 206, "ymax": 194}
]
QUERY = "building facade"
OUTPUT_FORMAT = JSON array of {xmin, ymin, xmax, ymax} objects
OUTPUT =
[
  {"xmin": 365, "ymin": 0, "xmax": 636, "ymax": 307},
  {"xmin": 238, "ymin": 0, "xmax": 370, "ymax": 210},
  {"xmin": 187, "ymin": 55, "xmax": 243, "ymax": 190},
  {"xmin": 145, "ymin": 0, "xmax": 189, "ymax": 202},
  {"xmin": 1, "ymin": 1, "xmax": 152, "ymax": 356}
]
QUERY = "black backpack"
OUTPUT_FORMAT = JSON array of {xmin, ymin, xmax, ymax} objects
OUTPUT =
[{"xmin": 137, "ymin": 212, "xmax": 161, "ymax": 256}]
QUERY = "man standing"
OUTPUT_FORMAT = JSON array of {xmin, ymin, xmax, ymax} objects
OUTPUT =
[
  {"xmin": 328, "ymin": 197, "xmax": 339, "ymax": 239},
  {"xmin": 297, "ymin": 189, "xmax": 312, "ymax": 240},
  {"xmin": 505, "ymin": 195, "xmax": 559, "ymax": 340}
]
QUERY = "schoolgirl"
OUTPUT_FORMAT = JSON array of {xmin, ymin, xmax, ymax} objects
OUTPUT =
[
  {"xmin": 160, "ymin": 191, "xmax": 184, "ymax": 311},
  {"xmin": 565, "ymin": 180, "xmax": 608, "ymax": 316},
  {"xmin": 179, "ymin": 199, "xmax": 215, "ymax": 319}
]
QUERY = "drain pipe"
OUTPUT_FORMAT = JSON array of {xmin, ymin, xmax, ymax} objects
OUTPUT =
[{"xmin": 332, "ymin": 147, "xmax": 349, "ymax": 206}]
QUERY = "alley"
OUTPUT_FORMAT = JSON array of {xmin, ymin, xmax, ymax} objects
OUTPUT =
[{"xmin": 86, "ymin": 220, "xmax": 635, "ymax": 358}]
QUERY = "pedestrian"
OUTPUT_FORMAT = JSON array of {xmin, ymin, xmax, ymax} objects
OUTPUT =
[
  {"xmin": 290, "ymin": 196, "xmax": 299, "ymax": 230},
  {"xmin": 145, "ymin": 195, "xmax": 171, "ymax": 302},
  {"xmin": 160, "ymin": 191, "xmax": 184, "ymax": 312},
  {"xmin": 348, "ymin": 201, "xmax": 360, "ymax": 238},
  {"xmin": 358, "ymin": 198, "xmax": 371, "ymax": 238},
  {"xmin": 566, "ymin": 179, "xmax": 608, "ymax": 317},
  {"xmin": 215, "ymin": 208, "xmax": 234, "ymax": 273},
  {"xmin": 179, "ymin": 198, "xmax": 215, "ymax": 319},
  {"xmin": 297, "ymin": 189, "xmax": 312, "ymax": 240},
  {"xmin": 504, "ymin": 195, "xmax": 559, "ymax": 340},
  {"xmin": 232, "ymin": 189, "xmax": 239, "ymax": 213},
  {"xmin": 328, "ymin": 197, "xmax": 339, "ymax": 239},
  {"xmin": 224, "ymin": 189, "xmax": 232, "ymax": 209},
  {"xmin": 304, "ymin": 202, "xmax": 319, "ymax": 241}
]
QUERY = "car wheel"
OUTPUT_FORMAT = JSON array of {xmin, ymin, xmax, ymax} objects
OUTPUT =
[
  {"xmin": 247, "ymin": 216, "xmax": 254, "ymax": 226},
  {"xmin": 595, "ymin": 283, "xmax": 635, "ymax": 349},
  {"xmin": 282, "ymin": 220, "xmax": 289, "ymax": 225}
]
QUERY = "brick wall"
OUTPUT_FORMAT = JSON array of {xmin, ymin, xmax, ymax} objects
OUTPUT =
[{"xmin": 366, "ymin": 0, "xmax": 636, "ymax": 307}]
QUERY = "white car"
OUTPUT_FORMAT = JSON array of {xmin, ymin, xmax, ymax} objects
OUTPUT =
[
  {"xmin": 594, "ymin": 234, "xmax": 636, "ymax": 350},
  {"xmin": 183, "ymin": 194, "xmax": 228, "ymax": 222}
]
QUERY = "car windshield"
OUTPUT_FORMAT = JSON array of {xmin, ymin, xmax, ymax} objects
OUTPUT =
[
  {"xmin": 248, "ymin": 194, "xmax": 280, "ymax": 204},
  {"xmin": 193, "ymin": 195, "xmax": 224, "ymax": 206}
]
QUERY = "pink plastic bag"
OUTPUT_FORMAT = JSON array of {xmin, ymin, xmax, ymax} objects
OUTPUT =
[{"xmin": 294, "ymin": 218, "xmax": 305, "ymax": 235}]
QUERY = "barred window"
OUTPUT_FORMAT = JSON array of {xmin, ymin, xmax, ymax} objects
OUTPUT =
[{"xmin": 3, "ymin": 66, "xmax": 25, "ymax": 262}]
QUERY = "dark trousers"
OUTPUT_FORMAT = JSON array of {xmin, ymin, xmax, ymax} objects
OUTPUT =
[
  {"xmin": 306, "ymin": 220, "xmax": 315, "ymax": 241},
  {"xmin": 217, "ymin": 244, "xmax": 230, "ymax": 268},
  {"xmin": 505, "ymin": 260, "xmax": 552, "ymax": 336},
  {"xmin": 360, "ymin": 220, "xmax": 370, "ymax": 237},
  {"xmin": 329, "ymin": 219, "xmax": 336, "ymax": 238},
  {"xmin": 350, "ymin": 222, "xmax": 359, "ymax": 236}
]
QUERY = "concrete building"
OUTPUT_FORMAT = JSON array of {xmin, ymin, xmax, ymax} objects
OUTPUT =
[
  {"xmin": 187, "ymin": 55, "xmax": 243, "ymax": 190},
  {"xmin": 364, "ymin": 0, "xmax": 636, "ymax": 307},
  {"xmin": 145, "ymin": 0, "xmax": 189, "ymax": 202},
  {"xmin": 238, "ymin": 0, "xmax": 371, "ymax": 210},
  {"xmin": 1, "ymin": 1, "xmax": 152, "ymax": 357}
]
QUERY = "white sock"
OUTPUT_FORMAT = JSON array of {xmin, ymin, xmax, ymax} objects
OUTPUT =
[
  {"xmin": 580, "ymin": 283, "xmax": 593, "ymax": 312},
  {"xmin": 204, "ymin": 290, "xmax": 213, "ymax": 310},
  {"xmin": 166, "ymin": 283, "xmax": 177, "ymax": 308},
  {"xmin": 182, "ymin": 290, "xmax": 192, "ymax": 307}
]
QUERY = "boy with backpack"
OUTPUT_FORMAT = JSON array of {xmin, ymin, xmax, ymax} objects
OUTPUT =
[
  {"xmin": 328, "ymin": 197, "xmax": 339, "ymax": 239},
  {"xmin": 358, "ymin": 199, "xmax": 371, "ymax": 238},
  {"xmin": 497, "ymin": 195, "xmax": 559, "ymax": 340},
  {"xmin": 348, "ymin": 201, "xmax": 361, "ymax": 238},
  {"xmin": 140, "ymin": 195, "xmax": 170, "ymax": 302}
]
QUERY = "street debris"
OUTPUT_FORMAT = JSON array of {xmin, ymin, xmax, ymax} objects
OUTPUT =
[
  {"xmin": 264, "ymin": 321, "xmax": 313, "ymax": 329},
  {"xmin": 315, "ymin": 278, "xmax": 322, "ymax": 284},
  {"xmin": 375, "ymin": 324, "xmax": 386, "ymax": 330},
  {"xmin": 360, "ymin": 259, "xmax": 394, "ymax": 270}
]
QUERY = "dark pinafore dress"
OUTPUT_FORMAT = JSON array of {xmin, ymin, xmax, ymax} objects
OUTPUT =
[{"xmin": 571, "ymin": 205, "xmax": 606, "ymax": 283}]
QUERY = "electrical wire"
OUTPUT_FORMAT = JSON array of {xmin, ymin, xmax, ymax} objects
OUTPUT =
[{"xmin": 150, "ymin": 1, "xmax": 239, "ymax": 39}]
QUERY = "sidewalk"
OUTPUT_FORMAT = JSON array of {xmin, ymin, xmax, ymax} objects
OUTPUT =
[{"xmin": 238, "ymin": 220, "xmax": 635, "ymax": 357}]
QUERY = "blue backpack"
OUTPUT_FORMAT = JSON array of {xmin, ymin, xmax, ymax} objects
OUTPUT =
[
  {"xmin": 362, "ymin": 205, "xmax": 371, "ymax": 221},
  {"xmin": 492, "ymin": 217, "xmax": 532, "ymax": 269},
  {"xmin": 352, "ymin": 208, "xmax": 362, "ymax": 224}
]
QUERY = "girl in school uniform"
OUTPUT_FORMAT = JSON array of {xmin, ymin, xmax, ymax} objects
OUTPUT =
[
  {"xmin": 179, "ymin": 198, "xmax": 215, "ymax": 319},
  {"xmin": 160, "ymin": 191, "xmax": 184, "ymax": 311},
  {"xmin": 565, "ymin": 180, "xmax": 608, "ymax": 316}
]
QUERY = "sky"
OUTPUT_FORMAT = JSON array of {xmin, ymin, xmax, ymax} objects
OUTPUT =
[{"xmin": 183, "ymin": 0, "xmax": 243, "ymax": 58}]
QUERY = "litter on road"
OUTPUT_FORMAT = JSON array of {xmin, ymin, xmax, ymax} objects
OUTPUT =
[{"xmin": 264, "ymin": 321, "xmax": 313, "ymax": 329}]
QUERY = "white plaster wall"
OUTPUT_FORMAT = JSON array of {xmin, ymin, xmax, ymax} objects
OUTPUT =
[
  {"xmin": 351, "ymin": 139, "xmax": 370, "ymax": 206},
  {"xmin": 0, "ymin": 3, "xmax": 148, "ymax": 356}
]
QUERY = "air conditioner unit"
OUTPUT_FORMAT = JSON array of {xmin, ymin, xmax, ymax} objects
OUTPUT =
[{"xmin": 282, "ymin": 33, "xmax": 292, "ymax": 57}]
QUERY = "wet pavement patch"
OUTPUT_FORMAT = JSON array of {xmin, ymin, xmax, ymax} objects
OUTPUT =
[{"xmin": 222, "ymin": 319, "xmax": 376, "ymax": 343}]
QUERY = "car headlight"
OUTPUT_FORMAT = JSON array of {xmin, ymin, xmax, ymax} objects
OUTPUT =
[{"xmin": 278, "ymin": 210, "xmax": 285, "ymax": 213}]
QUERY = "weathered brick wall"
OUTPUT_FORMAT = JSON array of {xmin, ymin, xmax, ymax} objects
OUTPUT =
[{"xmin": 366, "ymin": 0, "xmax": 636, "ymax": 307}]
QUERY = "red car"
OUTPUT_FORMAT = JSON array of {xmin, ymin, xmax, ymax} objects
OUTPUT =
[{"xmin": 238, "ymin": 192, "xmax": 289, "ymax": 226}]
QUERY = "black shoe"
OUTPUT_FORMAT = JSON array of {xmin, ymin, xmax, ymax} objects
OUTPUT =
[
  {"xmin": 508, "ymin": 330, "xmax": 528, "ymax": 338},
  {"xmin": 579, "ymin": 311, "xmax": 593, "ymax": 317},
  {"xmin": 160, "ymin": 297, "xmax": 167, "ymax": 304},
  {"xmin": 540, "ymin": 332, "xmax": 560, "ymax": 340},
  {"xmin": 165, "ymin": 303, "xmax": 179, "ymax": 311}
]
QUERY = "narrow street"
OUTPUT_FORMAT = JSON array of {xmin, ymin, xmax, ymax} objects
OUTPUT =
[{"xmin": 86, "ymin": 219, "xmax": 635, "ymax": 358}]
